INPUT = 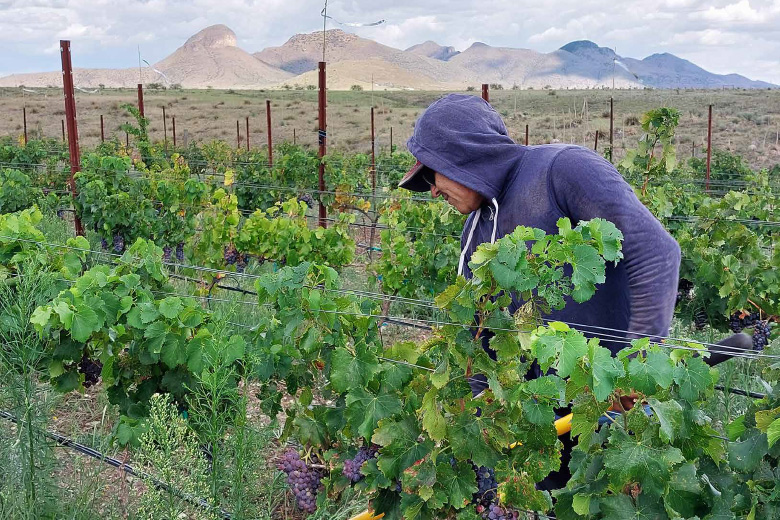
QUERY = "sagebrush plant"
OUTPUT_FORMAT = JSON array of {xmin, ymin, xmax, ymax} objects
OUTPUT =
[{"xmin": 135, "ymin": 393, "xmax": 215, "ymax": 520}]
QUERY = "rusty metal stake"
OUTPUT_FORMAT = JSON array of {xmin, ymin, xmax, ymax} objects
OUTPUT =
[
  {"xmin": 594, "ymin": 131, "xmax": 599, "ymax": 151},
  {"xmin": 23, "ymin": 107, "xmax": 28, "ymax": 145},
  {"xmin": 318, "ymin": 61, "xmax": 327, "ymax": 228},
  {"xmin": 236, "ymin": 120, "xmax": 240, "ymax": 149},
  {"xmin": 162, "ymin": 106, "xmax": 167, "ymax": 150},
  {"xmin": 100, "ymin": 114, "xmax": 105, "ymax": 142},
  {"xmin": 172, "ymin": 116, "xmax": 177, "ymax": 148},
  {"xmin": 61, "ymin": 119, "xmax": 65, "ymax": 142},
  {"xmin": 525, "ymin": 124, "xmax": 529, "ymax": 146},
  {"xmin": 390, "ymin": 126, "xmax": 393, "ymax": 153},
  {"xmin": 482, "ymin": 84, "xmax": 489, "ymax": 102},
  {"xmin": 706, "ymin": 104, "xmax": 713, "ymax": 191},
  {"xmin": 293, "ymin": 128, "xmax": 296, "ymax": 145},
  {"xmin": 266, "ymin": 100, "xmax": 273, "ymax": 166},
  {"xmin": 60, "ymin": 40, "xmax": 84, "ymax": 236},
  {"xmin": 609, "ymin": 97, "xmax": 614, "ymax": 159},
  {"xmin": 245, "ymin": 116, "xmax": 250, "ymax": 152}
]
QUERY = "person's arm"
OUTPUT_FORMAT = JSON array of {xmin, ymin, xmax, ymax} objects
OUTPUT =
[{"xmin": 550, "ymin": 147, "xmax": 681, "ymax": 340}]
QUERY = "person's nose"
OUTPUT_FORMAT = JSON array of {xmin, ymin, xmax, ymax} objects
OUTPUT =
[{"xmin": 430, "ymin": 185, "xmax": 441, "ymax": 198}]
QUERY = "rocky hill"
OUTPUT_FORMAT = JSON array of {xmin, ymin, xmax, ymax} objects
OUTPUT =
[{"xmin": 0, "ymin": 26, "xmax": 774, "ymax": 90}]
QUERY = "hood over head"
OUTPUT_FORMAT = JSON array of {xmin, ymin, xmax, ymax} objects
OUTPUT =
[{"xmin": 405, "ymin": 94, "xmax": 522, "ymax": 202}]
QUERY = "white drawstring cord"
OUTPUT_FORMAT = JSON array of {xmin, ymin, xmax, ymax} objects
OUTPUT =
[
  {"xmin": 490, "ymin": 198, "xmax": 499, "ymax": 244},
  {"xmin": 458, "ymin": 208, "xmax": 481, "ymax": 276}
]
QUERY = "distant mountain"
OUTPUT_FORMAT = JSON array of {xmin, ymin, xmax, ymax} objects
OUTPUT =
[
  {"xmin": 406, "ymin": 41, "xmax": 460, "ymax": 61},
  {"xmin": 0, "ymin": 27, "xmax": 774, "ymax": 90}
]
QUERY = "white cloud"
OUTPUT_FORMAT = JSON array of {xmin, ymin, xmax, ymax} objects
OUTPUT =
[{"xmin": 695, "ymin": 0, "xmax": 766, "ymax": 23}]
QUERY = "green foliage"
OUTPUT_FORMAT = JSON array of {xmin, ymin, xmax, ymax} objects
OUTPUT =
[
  {"xmin": 689, "ymin": 148, "xmax": 755, "ymax": 182},
  {"xmin": 373, "ymin": 191, "xmax": 465, "ymax": 300},
  {"xmin": 619, "ymin": 107, "xmax": 681, "ymax": 193},
  {"xmin": 0, "ymin": 169, "xmax": 43, "ymax": 213},
  {"xmin": 235, "ymin": 198, "xmax": 355, "ymax": 269}
]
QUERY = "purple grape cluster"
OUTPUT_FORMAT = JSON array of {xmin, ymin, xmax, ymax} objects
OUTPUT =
[
  {"xmin": 343, "ymin": 445, "xmax": 378, "ymax": 482},
  {"xmin": 78, "ymin": 355, "xmax": 102, "ymax": 388},
  {"xmin": 101, "ymin": 238, "xmax": 108, "ymax": 251},
  {"xmin": 477, "ymin": 504, "xmax": 520, "ymax": 520},
  {"xmin": 223, "ymin": 245, "xmax": 240, "ymax": 266},
  {"xmin": 753, "ymin": 320, "xmax": 772, "ymax": 351},
  {"xmin": 112, "ymin": 234, "xmax": 125, "ymax": 254},
  {"xmin": 730, "ymin": 312, "xmax": 760, "ymax": 333},
  {"xmin": 472, "ymin": 464, "xmax": 497, "ymax": 508},
  {"xmin": 298, "ymin": 193, "xmax": 314, "ymax": 207},
  {"xmin": 277, "ymin": 449, "xmax": 321, "ymax": 514},
  {"xmin": 175, "ymin": 242, "xmax": 185, "ymax": 261},
  {"xmin": 694, "ymin": 309, "xmax": 708, "ymax": 330},
  {"xmin": 162, "ymin": 246, "xmax": 172, "ymax": 261}
]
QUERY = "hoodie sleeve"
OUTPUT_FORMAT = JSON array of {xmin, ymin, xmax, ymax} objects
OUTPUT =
[{"xmin": 549, "ymin": 147, "xmax": 681, "ymax": 340}]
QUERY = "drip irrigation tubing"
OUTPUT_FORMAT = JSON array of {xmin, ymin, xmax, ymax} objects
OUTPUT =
[{"xmin": 0, "ymin": 410, "xmax": 233, "ymax": 519}]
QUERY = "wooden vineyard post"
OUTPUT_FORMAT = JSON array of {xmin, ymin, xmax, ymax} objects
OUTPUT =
[
  {"xmin": 137, "ymin": 84, "xmax": 144, "ymax": 117},
  {"xmin": 60, "ymin": 40, "xmax": 85, "ymax": 236},
  {"xmin": 525, "ymin": 124, "xmax": 529, "ymax": 146},
  {"xmin": 318, "ymin": 61, "xmax": 327, "ymax": 228},
  {"xmin": 706, "ymin": 104, "xmax": 713, "ymax": 191},
  {"xmin": 245, "ymin": 116, "xmax": 250, "ymax": 152},
  {"xmin": 266, "ymin": 100, "xmax": 273, "ymax": 166},
  {"xmin": 482, "ymin": 83, "xmax": 489, "ymax": 102},
  {"xmin": 100, "ymin": 114, "xmax": 105, "ymax": 142},
  {"xmin": 23, "ymin": 107, "xmax": 28, "ymax": 145},
  {"xmin": 172, "ymin": 116, "xmax": 177, "ymax": 148}
]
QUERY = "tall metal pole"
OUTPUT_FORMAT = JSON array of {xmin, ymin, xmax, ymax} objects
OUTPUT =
[
  {"xmin": 137, "ymin": 84, "xmax": 144, "ymax": 117},
  {"xmin": 60, "ymin": 40, "xmax": 84, "ymax": 236},
  {"xmin": 318, "ymin": 61, "xmax": 327, "ymax": 228},
  {"xmin": 22, "ymin": 107, "xmax": 28, "ymax": 145},
  {"xmin": 172, "ymin": 116, "xmax": 177, "ymax": 148},
  {"xmin": 706, "ymin": 104, "xmax": 713, "ymax": 191},
  {"xmin": 245, "ymin": 116, "xmax": 250, "ymax": 152},
  {"xmin": 162, "ymin": 106, "xmax": 167, "ymax": 150},
  {"xmin": 100, "ymin": 114, "xmax": 105, "ymax": 142},
  {"xmin": 266, "ymin": 100, "xmax": 273, "ymax": 166},
  {"xmin": 609, "ymin": 97, "xmax": 614, "ymax": 159},
  {"xmin": 525, "ymin": 124, "xmax": 529, "ymax": 146},
  {"xmin": 481, "ymin": 83, "xmax": 489, "ymax": 102}
]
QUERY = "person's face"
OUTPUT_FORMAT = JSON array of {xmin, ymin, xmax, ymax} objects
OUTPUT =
[{"xmin": 425, "ymin": 171, "xmax": 484, "ymax": 214}]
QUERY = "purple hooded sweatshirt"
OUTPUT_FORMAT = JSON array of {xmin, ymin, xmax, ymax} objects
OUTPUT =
[{"xmin": 407, "ymin": 94, "xmax": 681, "ymax": 365}]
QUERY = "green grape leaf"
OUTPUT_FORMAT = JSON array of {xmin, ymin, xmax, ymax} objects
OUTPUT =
[
  {"xmin": 600, "ymin": 493, "xmax": 669, "ymax": 520},
  {"xmin": 70, "ymin": 304, "xmax": 101, "ymax": 342},
  {"xmin": 727, "ymin": 429, "xmax": 769, "ymax": 472},
  {"xmin": 143, "ymin": 320, "xmax": 168, "ymax": 354},
  {"xmin": 767, "ymin": 418, "xmax": 780, "ymax": 448},
  {"xmin": 673, "ymin": 357, "xmax": 712, "ymax": 402},
  {"xmin": 372, "ymin": 417, "xmax": 434, "ymax": 480},
  {"xmin": 603, "ymin": 429, "xmax": 684, "ymax": 497},
  {"xmin": 158, "ymin": 297, "xmax": 183, "ymax": 319},
  {"xmin": 647, "ymin": 397, "xmax": 683, "ymax": 443},
  {"xmin": 450, "ymin": 410, "xmax": 502, "ymax": 468},
  {"xmin": 346, "ymin": 387, "xmax": 402, "ymax": 439},
  {"xmin": 420, "ymin": 389, "xmax": 446, "ymax": 442},
  {"xmin": 330, "ymin": 346, "xmax": 381, "ymax": 393},
  {"xmin": 558, "ymin": 331, "xmax": 588, "ymax": 378},
  {"xmin": 590, "ymin": 343, "xmax": 625, "ymax": 401},
  {"xmin": 436, "ymin": 460, "xmax": 478, "ymax": 510},
  {"xmin": 139, "ymin": 302, "xmax": 159, "ymax": 324},
  {"xmin": 627, "ymin": 351, "xmax": 674, "ymax": 394}
]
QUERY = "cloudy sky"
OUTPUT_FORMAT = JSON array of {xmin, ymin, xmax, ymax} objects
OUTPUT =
[{"xmin": 2, "ymin": 0, "xmax": 779, "ymax": 84}]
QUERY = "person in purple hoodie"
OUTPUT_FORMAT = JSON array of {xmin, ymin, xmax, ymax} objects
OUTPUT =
[
  {"xmin": 398, "ymin": 93, "xmax": 682, "ymax": 490},
  {"xmin": 400, "ymin": 93, "xmax": 682, "ymax": 357}
]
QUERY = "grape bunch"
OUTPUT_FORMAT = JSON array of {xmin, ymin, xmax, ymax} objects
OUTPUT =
[
  {"xmin": 112, "ymin": 234, "xmax": 125, "ymax": 254},
  {"xmin": 298, "ymin": 193, "xmax": 314, "ymax": 208},
  {"xmin": 175, "ymin": 242, "xmax": 185, "ymax": 262},
  {"xmin": 694, "ymin": 309, "xmax": 708, "ymax": 330},
  {"xmin": 100, "ymin": 238, "xmax": 108, "ymax": 251},
  {"xmin": 162, "ymin": 246, "xmax": 172, "ymax": 262},
  {"xmin": 753, "ymin": 320, "xmax": 772, "ymax": 351},
  {"xmin": 343, "ymin": 445, "xmax": 378, "ymax": 482},
  {"xmin": 676, "ymin": 279, "xmax": 694, "ymax": 305},
  {"xmin": 477, "ymin": 504, "xmax": 520, "ymax": 520},
  {"xmin": 277, "ymin": 449, "xmax": 321, "ymax": 514},
  {"xmin": 472, "ymin": 464, "xmax": 497, "ymax": 508},
  {"xmin": 729, "ymin": 311, "xmax": 760, "ymax": 333},
  {"xmin": 78, "ymin": 355, "xmax": 102, "ymax": 388},
  {"xmin": 223, "ymin": 245, "xmax": 240, "ymax": 266}
]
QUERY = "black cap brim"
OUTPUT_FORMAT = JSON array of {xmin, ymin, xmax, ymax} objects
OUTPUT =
[{"xmin": 398, "ymin": 160, "xmax": 434, "ymax": 192}]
